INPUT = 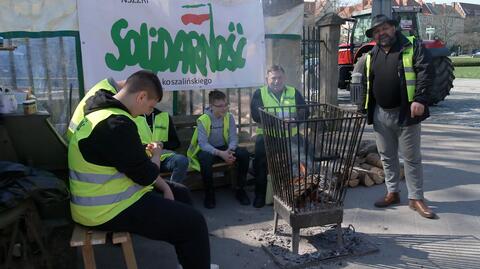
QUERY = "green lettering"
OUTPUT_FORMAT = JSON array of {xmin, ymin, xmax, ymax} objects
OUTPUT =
[
  {"xmin": 105, "ymin": 18, "xmax": 129, "ymax": 71},
  {"xmin": 149, "ymin": 28, "xmax": 172, "ymax": 72},
  {"xmin": 105, "ymin": 17, "xmax": 248, "ymax": 76}
]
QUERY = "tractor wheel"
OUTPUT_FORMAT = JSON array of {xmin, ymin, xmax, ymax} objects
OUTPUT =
[{"xmin": 429, "ymin": 56, "xmax": 455, "ymax": 105}]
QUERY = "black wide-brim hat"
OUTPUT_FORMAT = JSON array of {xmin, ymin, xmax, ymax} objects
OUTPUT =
[{"xmin": 365, "ymin": 14, "xmax": 398, "ymax": 38}]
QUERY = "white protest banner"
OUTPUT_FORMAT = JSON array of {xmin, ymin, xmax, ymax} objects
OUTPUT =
[
  {"xmin": 77, "ymin": 0, "xmax": 266, "ymax": 91},
  {"xmin": 0, "ymin": 0, "xmax": 78, "ymax": 32}
]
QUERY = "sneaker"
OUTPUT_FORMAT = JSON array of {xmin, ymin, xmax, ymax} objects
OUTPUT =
[
  {"xmin": 235, "ymin": 189, "xmax": 250, "ymax": 205},
  {"xmin": 204, "ymin": 190, "xmax": 216, "ymax": 209},
  {"xmin": 253, "ymin": 195, "xmax": 265, "ymax": 208}
]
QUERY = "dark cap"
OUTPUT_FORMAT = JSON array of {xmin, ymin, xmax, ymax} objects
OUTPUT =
[{"xmin": 365, "ymin": 14, "xmax": 398, "ymax": 38}]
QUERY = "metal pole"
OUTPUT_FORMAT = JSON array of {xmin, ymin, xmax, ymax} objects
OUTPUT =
[{"xmin": 372, "ymin": 0, "xmax": 392, "ymax": 17}]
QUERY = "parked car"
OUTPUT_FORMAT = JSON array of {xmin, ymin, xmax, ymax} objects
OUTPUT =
[{"xmin": 472, "ymin": 51, "xmax": 480, "ymax": 58}]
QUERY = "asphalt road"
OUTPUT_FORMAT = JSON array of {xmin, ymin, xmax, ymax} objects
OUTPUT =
[
  {"xmin": 339, "ymin": 78, "xmax": 480, "ymax": 128},
  {"xmin": 428, "ymin": 78, "xmax": 480, "ymax": 128}
]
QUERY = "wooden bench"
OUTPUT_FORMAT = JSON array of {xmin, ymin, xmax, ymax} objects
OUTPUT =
[{"xmin": 70, "ymin": 224, "xmax": 137, "ymax": 269}]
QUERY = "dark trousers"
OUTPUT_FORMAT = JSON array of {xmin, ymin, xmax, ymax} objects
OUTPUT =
[
  {"xmin": 253, "ymin": 135, "xmax": 267, "ymax": 197},
  {"xmin": 94, "ymin": 181, "xmax": 210, "ymax": 269},
  {"xmin": 197, "ymin": 146, "xmax": 250, "ymax": 191}
]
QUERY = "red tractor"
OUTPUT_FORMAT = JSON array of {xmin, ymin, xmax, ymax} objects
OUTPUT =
[{"xmin": 338, "ymin": 5, "xmax": 455, "ymax": 105}]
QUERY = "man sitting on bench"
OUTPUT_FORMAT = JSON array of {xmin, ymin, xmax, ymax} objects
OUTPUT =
[
  {"xmin": 68, "ymin": 76, "xmax": 188, "ymax": 183},
  {"xmin": 68, "ymin": 70, "xmax": 211, "ymax": 269},
  {"xmin": 134, "ymin": 109, "xmax": 189, "ymax": 183},
  {"xmin": 188, "ymin": 90, "xmax": 250, "ymax": 209}
]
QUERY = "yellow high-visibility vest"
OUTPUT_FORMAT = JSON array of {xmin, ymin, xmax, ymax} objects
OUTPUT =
[
  {"xmin": 69, "ymin": 108, "xmax": 153, "ymax": 226},
  {"xmin": 134, "ymin": 112, "xmax": 174, "ymax": 161},
  {"xmin": 257, "ymin": 85, "xmax": 297, "ymax": 136},
  {"xmin": 187, "ymin": 113, "xmax": 230, "ymax": 171},
  {"xmin": 67, "ymin": 79, "xmax": 117, "ymax": 141},
  {"xmin": 365, "ymin": 36, "xmax": 416, "ymax": 109}
]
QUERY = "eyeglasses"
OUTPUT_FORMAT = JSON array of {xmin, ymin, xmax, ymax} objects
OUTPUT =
[{"xmin": 211, "ymin": 103, "xmax": 229, "ymax": 108}]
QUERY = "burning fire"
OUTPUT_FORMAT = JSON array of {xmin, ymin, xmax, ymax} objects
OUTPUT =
[{"xmin": 300, "ymin": 162, "xmax": 306, "ymax": 178}]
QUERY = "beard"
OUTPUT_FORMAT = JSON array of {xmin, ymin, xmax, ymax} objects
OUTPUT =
[{"xmin": 378, "ymin": 33, "xmax": 397, "ymax": 48}]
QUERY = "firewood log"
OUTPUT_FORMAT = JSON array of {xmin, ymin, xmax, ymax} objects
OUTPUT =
[
  {"xmin": 357, "ymin": 140, "xmax": 378, "ymax": 157},
  {"xmin": 348, "ymin": 177, "xmax": 360, "ymax": 187},
  {"xmin": 359, "ymin": 163, "xmax": 373, "ymax": 170},
  {"xmin": 370, "ymin": 167, "xmax": 385, "ymax": 184},
  {"xmin": 350, "ymin": 169, "xmax": 359, "ymax": 180},
  {"xmin": 292, "ymin": 176, "xmax": 319, "ymax": 209},
  {"xmin": 360, "ymin": 173, "xmax": 375, "ymax": 187},
  {"xmin": 344, "ymin": 170, "xmax": 359, "ymax": 188},
  {"xmin": 359, "ymin": 163, "xmax": 385, "ymax": 184},
  {"xmin": 354, "ymin": 156, "xmax": 366, "ymax": 166},
  {"xmin": 353, "ymin": 166, "xmax": 376, "ymax": 187},
  {"xmin": 366, "ymin": 153, "xmax": 383, "ymax": 168},
  {"xmin": 352, "ymin": 166, "xmax": 367, "ymax": 175}
]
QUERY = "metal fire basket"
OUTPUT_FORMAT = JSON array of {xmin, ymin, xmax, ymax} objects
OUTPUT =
[{"xmin": 259, "ymin": 104, "xmax": 366, "ymax": 253}]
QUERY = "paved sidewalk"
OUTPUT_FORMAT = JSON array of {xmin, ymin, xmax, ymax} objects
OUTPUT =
[
  {"xmin": 86, "ymin": 123, "xmax": 480, "ymax": 269},
  {"xmin": 313, "ymin": 123, "xmax": 480, "ymax": 269},
  {"xmin": 80, "ymin": 79, "xmax": 480, "ymax": 268}
]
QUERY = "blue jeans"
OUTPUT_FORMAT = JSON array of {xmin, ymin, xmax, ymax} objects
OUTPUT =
[{"xmin": 160, "ymin": 153, "xmax": 189, "ymax": 183}]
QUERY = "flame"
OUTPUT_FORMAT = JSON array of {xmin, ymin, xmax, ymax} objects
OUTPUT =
[{"xmin": 300, "ymin": 162, "xmax": 306, "ymax": 177}]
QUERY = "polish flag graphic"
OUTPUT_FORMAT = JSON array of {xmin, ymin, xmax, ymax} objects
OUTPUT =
[{"xmin": 181, "ymin": 13, "xmax": 210, "ymax": 25}]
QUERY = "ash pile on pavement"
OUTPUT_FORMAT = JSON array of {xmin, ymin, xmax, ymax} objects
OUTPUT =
[{"xmin": 247, "ymin": 224, "xmax": 378, "ymax": 269}]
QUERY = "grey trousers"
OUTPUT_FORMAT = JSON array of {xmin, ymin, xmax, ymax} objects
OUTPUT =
[{"xmin": 373, "ymin": 106, "xmax": 424, "ymax": 200}]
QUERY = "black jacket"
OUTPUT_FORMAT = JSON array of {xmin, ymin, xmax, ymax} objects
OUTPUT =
[
  {"xmin": 78, "ymin": 90, "xmax": 160, "ymax": 186},
  {"xmin": 362, "ymin": 32, "xmax": 434, "ymax": 126}
]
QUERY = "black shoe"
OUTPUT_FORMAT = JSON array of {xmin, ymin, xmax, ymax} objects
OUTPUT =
[
  {"xmin": 204, "ymin": 191, "xmax": 216, "ymax": 209},
  {"xmin": 253, "ymin": 195, "xmax": 265, "ymax": 208},
  {"xmin": 235, "ymin": 189, "xmax": 250, "ymax": 205}
]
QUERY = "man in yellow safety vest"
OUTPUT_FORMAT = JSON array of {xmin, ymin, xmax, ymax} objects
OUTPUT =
[
  {"xmin": 187, "ymin": 90, "xmax": 251, "ymax": 209},
  {"xmin": 250, "ymin": 65, "xmax": 307, "ymax": 208},
  {"xmin": 68, "ymin": 78, "xmax": 188, "ymax": 183},
  {"xmin": 135, "ymin": 108, "xmax": 189, "ymax": 183},
  {"xmin": 68, "ymin": 70, "xmax": 211, "ymax": 268},
  {"xmin": 362, "ymin": 15, "xmax": 435, "ymax": 219}
]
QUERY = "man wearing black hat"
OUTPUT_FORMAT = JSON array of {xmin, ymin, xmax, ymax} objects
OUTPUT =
[{"xmin": 361, "ymin": 14, "xmax": 436, "ymax": 219}]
